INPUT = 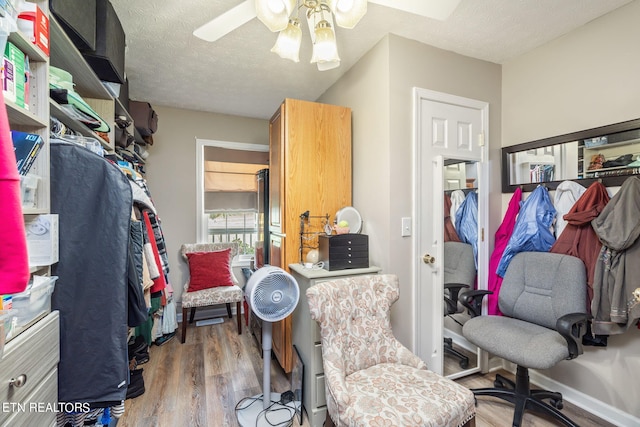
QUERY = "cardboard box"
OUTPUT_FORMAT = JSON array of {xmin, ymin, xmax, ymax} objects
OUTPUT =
[
  {"xmin": 2, "ymin": 55, "xmax": 16, "ymax": 103},
  {"xmin": 25, "ymin": 214, "xmax": 59, "ymax": 267},
  {"xmin": 35, "ymin": 5, "xmax": 49, "ymax": 56},
  {"xmin": 17, "ymin": 4, "xmax": 49, "ymax": 56},
  {"xmin": 4, "ymin": 41, "xmax": 25, "ymax": 108},
  {"xmin": 12, "ymin": 130, "xmax": 44, "ymax": 175}
]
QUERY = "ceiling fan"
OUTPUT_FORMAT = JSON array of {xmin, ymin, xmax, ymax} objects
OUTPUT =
[{"xmin": 194, "ymin": 0, "xmax": 461, "ymax": 69}]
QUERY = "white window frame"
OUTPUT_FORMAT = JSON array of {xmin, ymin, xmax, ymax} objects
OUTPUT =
[{"xmin": 195, "ymin": 138, "xmax": 269, "ymax": 243}]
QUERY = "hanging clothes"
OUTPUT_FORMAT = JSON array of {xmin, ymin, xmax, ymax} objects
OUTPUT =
[
  {"xmin": 496, "ymin": 185, "xmax": 556, "ymax": 277},
  {"xmin": 449, "ymin": 190, "xmax": 465, "ymax": 230},
  {"xmin": 454, "ymin": 191, "xmax": 478, "ymax": 268},
  {"xmin": 444, "ymin": 193, "xmax": 461, "ymax": 242},
  {"xmin": 487, "ymin": 187, "xmax": 522, "ymax": 316},
  {"xmin": 142, "ymin": 210, "xmax": 167, "ymax": 295},
  {"xmin": 50, "ymin": 141, "xmax": 131, "ymax": 405},
  {"xmin": 550, "ymin": 181, "xmax": 610, "ymax": 311},
  {"xmin": 0, "ymin": 90, "xmax": 29, "ymax": 294},
  {"xmin": 591, "ymin": 176, "xmax": 640, "ymax": 335},
  {"xmin": 553, "ymin": 180, "xmax": 586, "ymax": 238},
  {"xmin": 133, "ymin": 178, "xmax": 177, "ymax": 342},
  {"xmin": 128, "ymin": 219, "xmax": 149, "ymax": 328}
]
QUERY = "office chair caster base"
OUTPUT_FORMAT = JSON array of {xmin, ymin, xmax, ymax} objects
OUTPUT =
[
  {"xmin": 550, "ymin": 398, "xmax": 564, "ymax": 410},
  {"xmin": 444, "ymin": 337, "xmax": 470, "ymax": 369},
  {"xmin": 472, "ymin": 366, "xmax": 578, "ymax": 427}
]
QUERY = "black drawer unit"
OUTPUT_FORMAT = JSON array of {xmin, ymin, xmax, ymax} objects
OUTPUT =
[{"xmin": 319, "ymin": 234, "xmax": 369, "ymax": 271}]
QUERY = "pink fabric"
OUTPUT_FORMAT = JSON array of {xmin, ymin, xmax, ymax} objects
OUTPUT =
[
  {"xmin": 487, "ymin": 187, "xmax": 522, "ymax": 316},
  {"xmin": 0, "ymin": 91, "xmax": 29, "ymax": 294}
]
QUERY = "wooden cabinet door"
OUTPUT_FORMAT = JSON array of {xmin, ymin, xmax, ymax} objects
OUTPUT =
[
  {"xmin": 271, "ymin": 316, "xmax": 292, "ymax": 372},
  {"xmin": 269, "ymin": 233, "xmax": 284, "ymax": 269},
  {"xmin": 268, "ymin": 232, "xmax": 292, "ymax": 371},
  {"xmin": 269, "ymin": 106, "xmax": 284, "ymax": 233},
  {"xmin": 268, "ymin": 99, "xmax": 352, "ymax": 374}
]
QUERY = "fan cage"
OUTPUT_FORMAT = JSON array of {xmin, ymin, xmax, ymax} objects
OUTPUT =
[{"xmin": 249, "ymin": 270, "xmax": 300, "ymax": 322}]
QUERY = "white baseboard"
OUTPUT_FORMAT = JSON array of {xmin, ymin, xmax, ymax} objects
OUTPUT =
[
  {"xmin": 528, "ymin": 370, "xmax": 640, "ymax": 427},
  {"xmin": 496, "ymin": 363, "xmax": 640, "ymax": 427}
]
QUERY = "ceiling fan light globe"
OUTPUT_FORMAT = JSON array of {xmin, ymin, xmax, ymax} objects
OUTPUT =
[
  {"xmin": 256, "ymin": 0, "xmax": 296, "ymax": 32},
  {"xmin": 328, "ymin": 0, "xmax": 366, "ymax": 28},
  {"xmin": 310, "ymin": 20, "xmax": 340, "ymax": 64},
  {"xmin": 316, "ymin": 59, "xmax": 340, "ymax": 71},
  {"xmin": 271, "ymin": 19, "xmax": 302, "ymax": 62}
]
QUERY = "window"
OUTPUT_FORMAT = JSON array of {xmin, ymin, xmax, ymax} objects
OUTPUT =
[
  {"xmin": 206, "ymin": 211, "xmax": 257, "ymax": 254},
  {"xmin": 196, "ymin": 139, "xmax": 269, "ymax": 254}
]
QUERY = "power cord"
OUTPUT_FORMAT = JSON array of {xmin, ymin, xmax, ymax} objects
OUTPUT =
[
  {"xmin": 303, "ymin": 261, "xmax": 325, "ymax": 270},
  {"xmin": 235, "ymin": 394, "xmax": 296, "ymax": 427}
]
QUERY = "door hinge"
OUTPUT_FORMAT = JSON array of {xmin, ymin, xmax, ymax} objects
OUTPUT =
[{"xmin": 478, "ymin": 132, "xmax": 485, "ymax": 147}]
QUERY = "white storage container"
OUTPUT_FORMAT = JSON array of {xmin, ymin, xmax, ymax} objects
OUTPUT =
[{"xmin": 12, "ymin": 276, "xmax": 57, "ymax": 326}]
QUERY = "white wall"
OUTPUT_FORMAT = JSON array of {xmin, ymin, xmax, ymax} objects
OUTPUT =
[
  {"xmin": 320, "ymin": 34, "xmax": 502, "ymax": 349},
  {"xmin": 502, "ymin": 0, "xmax": 640, "ymax": 421},
  {"xmin": 318, "ymin": 37, "xmax": 392, "ymax": 284},
  {"xmin": 144, "ymin": 106, "xmax": 268, "ymax": 303}
]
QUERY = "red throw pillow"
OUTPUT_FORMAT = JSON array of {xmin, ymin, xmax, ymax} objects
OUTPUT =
[{"xmin": 186, "ymin": 248, "xmax": 234, "ymax": 292}]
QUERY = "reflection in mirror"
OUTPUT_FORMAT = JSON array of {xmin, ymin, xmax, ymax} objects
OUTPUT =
[
  {"xmin": 502, "ymin": 118, "xmax": 640, "ymax": 192},
  {"xmin": 508, "ymin": 142, "xmax": 579, "ymax": 185},
  {"xmin": 443, "ymin": 160, "xmax": 481, "ymax": 378}
]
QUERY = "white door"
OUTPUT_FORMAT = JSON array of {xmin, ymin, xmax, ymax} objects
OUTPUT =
[{"xmin": 413, "ymin": 88, "xmax": 488, "ymax": 376}]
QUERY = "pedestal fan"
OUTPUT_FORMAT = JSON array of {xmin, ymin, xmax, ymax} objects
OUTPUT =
[{"xmin": 236, "ymin": 266, "xmax": 300, "ymax": 427}]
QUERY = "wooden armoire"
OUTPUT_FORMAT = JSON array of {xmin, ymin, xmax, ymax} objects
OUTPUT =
[{"xmin": 268, "ymin": 98, "xmax": 352, "ymax": 372}]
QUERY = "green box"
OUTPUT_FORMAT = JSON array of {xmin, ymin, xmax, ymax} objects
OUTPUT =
[{"xmin": 4, "ymin": 41, "xmax": 25, "ymax": 108}]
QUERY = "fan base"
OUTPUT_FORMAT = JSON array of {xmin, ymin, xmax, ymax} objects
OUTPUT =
[{"xmin": 236, "ymin": 392, "xmax": 299, "ymax": 427}]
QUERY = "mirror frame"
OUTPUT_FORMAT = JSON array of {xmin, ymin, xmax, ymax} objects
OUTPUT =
[
  {"xmin": 441, "ymin": 158, "xmax": 487, "ymax": 380},
  {"xmin": 501, "ymin": 118, "xmax": 640, "ymax": 193}
]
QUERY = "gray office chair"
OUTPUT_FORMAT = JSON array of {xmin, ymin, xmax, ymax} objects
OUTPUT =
[
  {"xmin": 443, "ymin": 242, "xmax": 482, "ymax": 368},
  {"xmin": 462, "ymin": 252, "xmax": 589, "ymax": 427}
]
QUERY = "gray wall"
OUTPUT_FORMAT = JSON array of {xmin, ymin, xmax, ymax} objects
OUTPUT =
[
  {"xmin": 501, "ymin": 0, "xmax": 640, "ymax": 420},
  {"xmin": 319, "ymin": 34, "xmax": 502, "ymax": 349},
  {"xmin": 144, "ymin": 106, "xmax": 268, "ymax": 303}
]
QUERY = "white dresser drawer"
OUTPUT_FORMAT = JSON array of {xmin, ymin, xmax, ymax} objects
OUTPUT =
[
  {"xmin": 0, "ymin": 312, "xmax": 59, "ymax": 425},
  {"xmin": 1, "ymin": 368, "xmax": 58, "ymax": 427},
  {"xmin": 313, "ymin": 344, "xmax": 323, "ymax": 374},
  {"xmin": 314, "ymin": 375, "xmax": 326, "ymax": 407}
]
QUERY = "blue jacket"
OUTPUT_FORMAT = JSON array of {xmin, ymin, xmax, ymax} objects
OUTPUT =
[
  {"xmin": 496, "ymin": 185, "xmax": 556, "ymax": 277},
  {"xmin": 455, "ymin": 191, "xmax": 478, "ymax": 268}
]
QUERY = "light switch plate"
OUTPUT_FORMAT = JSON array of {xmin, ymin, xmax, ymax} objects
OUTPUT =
[{"xmin": 401, "ymin": 217, "xmax": 412, "ymax": 237}]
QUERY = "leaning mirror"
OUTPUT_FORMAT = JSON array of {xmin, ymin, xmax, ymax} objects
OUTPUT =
[
  {"xmin": 442, "ymin": 159, "xmax": 481, "ymax": 378},
  {"xmin": 502, "ymin": 118, "xmax": 640, "ymax": 192}
]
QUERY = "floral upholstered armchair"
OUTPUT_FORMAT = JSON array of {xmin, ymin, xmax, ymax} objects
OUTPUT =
[{"xmin": 306, "ymin": 274, "xmax": 476, "ymax": 427}]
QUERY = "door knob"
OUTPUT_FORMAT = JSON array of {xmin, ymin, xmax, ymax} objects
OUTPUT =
[{"xmin": 423, "ymin": 254, "xmax": 435, "ymax": 264}]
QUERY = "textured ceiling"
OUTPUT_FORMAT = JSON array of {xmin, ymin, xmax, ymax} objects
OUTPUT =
[{"xmin": 110, "ymin": 0, "xmax": 632, "ymax": 120}]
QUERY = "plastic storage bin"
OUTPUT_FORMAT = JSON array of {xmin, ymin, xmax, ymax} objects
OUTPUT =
[
  {"xmin": 20, "ymin": 173, "xmax": 40, "ymax": 208},
  {"xmin": 12, "ymin": 276, "xmax": 57, "ymax": 326}
]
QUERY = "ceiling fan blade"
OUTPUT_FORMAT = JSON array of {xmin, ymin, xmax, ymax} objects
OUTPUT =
[
  {"xmin": 369, "ymin": 0, "xmax": 462, "ymax": 21},
  {"xmin": 193, "ymin": 0, "xmax": 257, "ymax": 42}
]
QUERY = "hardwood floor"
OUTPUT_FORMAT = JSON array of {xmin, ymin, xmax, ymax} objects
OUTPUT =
[{"xmin": 119, "ymin": 318, "xmax": 615, "ymax": 427}]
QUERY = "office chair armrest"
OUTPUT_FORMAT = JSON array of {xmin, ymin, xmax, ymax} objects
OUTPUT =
[
  {"xmin": 556, "ymin": 312, "xmax": 590, "ymax": 359},
  {"xmin": 444, "ymin": 283, "xmax": 469, "ymax": 302},
  {"xmin": 459, "ymin": 290, "xmax": 492, "ymax": 317}
]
